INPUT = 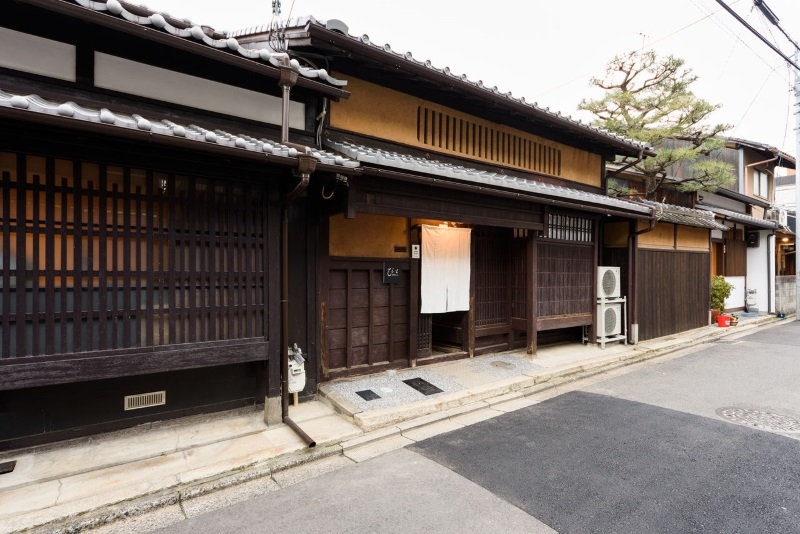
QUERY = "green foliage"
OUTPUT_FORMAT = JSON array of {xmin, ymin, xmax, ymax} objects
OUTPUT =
[
  {"xmin": 579, "ymin": 50, "xmax": 737, "ymax": 200},
  {"xmin": 710, "ymin": 275, "xmax": 734, "ymax": 312}
]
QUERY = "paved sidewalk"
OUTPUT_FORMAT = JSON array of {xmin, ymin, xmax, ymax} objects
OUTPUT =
[{"xmin": 0, "ymin": 313, "xmax": 789, "ymax": 533}]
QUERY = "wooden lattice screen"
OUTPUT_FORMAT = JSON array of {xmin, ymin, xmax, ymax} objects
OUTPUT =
[
  {"xmin": 0, "ymin": 153, "xmax": 266, "ymax": 359},
  {"xmin": 474, "ymin": 228, "xmax": 512, "ymax": 327},
  {"xmin": 537, "ymin": 243, "xmax": 594, "ymax": 317}
]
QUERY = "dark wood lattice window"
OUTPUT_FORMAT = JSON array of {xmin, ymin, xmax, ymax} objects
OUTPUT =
[
  {"xmin": 546, "ymin": 213, "xmax": 593, "ymax": 242},
  {"xmin": 474, "ymin": 228, "xmax": 512, "ymax": 327},
  {"xmin": 537, "ymin": 243, "xmax": 594, "ymax": 317},
  {"xmin": 0, "ymin": 152, "xmax": 266, "ymax": 359}
]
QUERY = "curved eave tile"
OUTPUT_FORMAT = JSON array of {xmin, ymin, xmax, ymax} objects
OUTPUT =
[
  {"xmin": 697, "ymin": 203, "xmax": 778, "ymax": 229},
  {"xmin": 635, "ymin": 199, "xmax": 728, "ymax": 231},
  {"xmin": 327, "ymin": 140, "xmax": 650, "ymax": 215},
  {"xmin": 70, "ymin": 0, "xmax": 346, "ymax": 87},
  {"xmin": 0, "ymin": 90, "xmax": 359, "ymax": 170}
]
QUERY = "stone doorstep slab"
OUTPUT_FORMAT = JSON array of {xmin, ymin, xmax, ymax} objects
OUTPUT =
[
  {"xmin": 347, "ymin": 349, "xmax": 673, "ymax": 434},
  {"xmin": 317, "ymin": 316, "xmax": 788, "ymax": 428}
]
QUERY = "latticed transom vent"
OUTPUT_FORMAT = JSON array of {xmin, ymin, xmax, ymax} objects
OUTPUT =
[
  {"xmin": 546, "ymin": 214, "xmax": 593, "ymax": 242},
  {"xmin": 603, "ymin": 307, "xmax": 618, "ymax": 335},
  {"xmin": 717, "ymin": 407, "xmax": 800, "ymax": 432},
  {"xmin": 124, "ymin": 391, "xmax": 166, "ymax": 411},
  {"xmin": 417, "ymin": 106, "xmax": 562, "ymax": 176}
]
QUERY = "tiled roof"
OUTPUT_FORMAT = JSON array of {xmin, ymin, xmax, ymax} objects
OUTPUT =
[
  {"xmin": 326, "ymin": 140, "xmax": 651, "ymax": 215},
  {"xmin": 696, "ymin": 204, "xmax": 778, "ymax": 229},
  {"xmin": 635, "ymin": 200, "xmax": 728, "ymax": 231},
  {"xmin": 233, "ymin": 17, "xmax": 651, "ymax": 155},
  {"xmin": 0, "ymin": 88, "xmax": 359, "ymax": 169},
  {"xmin": 726, "ymin": 137, "xmax": 796, "ymax": 168},
  {"xmin": 67, "ymin": 0, "xmax": 345, "ymax": 87}
]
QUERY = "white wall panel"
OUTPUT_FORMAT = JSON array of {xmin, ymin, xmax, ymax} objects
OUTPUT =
[
  {"xmin": 94, "ymin": 53, "xmax": 304, "ymax": 129},
  {"xmin": 0, "ymin": 27, "xmax": 76, "ymax": 81}
]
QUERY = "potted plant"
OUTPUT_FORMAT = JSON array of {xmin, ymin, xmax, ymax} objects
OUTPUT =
[{"xmin": 710, "ymin": 275, "xmax": 734, "ymax": 324}]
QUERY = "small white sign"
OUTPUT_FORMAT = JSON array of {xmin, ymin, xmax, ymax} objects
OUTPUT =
[{"xmin": 411, "ymin": 244, "xmax": 420, "ymax": 259}]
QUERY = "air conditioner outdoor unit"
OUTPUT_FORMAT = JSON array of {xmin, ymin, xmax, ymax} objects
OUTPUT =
[
  {"xmin": 597, "ymin": 266, "xmax": 621, "ymax": 298},
  {"xmin": 597, "ymin": 303, "xmax": 623, "ymax": 336},
  {"xmin": 766, "ymin": 208, "xmax": 788, "ymax": 226}
]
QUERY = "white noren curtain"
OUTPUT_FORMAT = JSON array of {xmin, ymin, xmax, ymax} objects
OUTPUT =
[{"xmin": 420, "ymin": 225, "xmax": 471, "ymax": 314}]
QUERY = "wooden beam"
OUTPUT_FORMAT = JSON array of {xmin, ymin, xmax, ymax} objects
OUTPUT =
[{"xmin": 0, "ymin": 340, "xmax": 270, "ymax": 391}]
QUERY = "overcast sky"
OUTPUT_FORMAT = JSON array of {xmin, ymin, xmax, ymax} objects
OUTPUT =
[{"xmin": 136, "ymin": 0, "xmax": 798, "ymax": 157}]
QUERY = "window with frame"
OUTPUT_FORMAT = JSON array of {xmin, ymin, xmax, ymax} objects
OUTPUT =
[{"xmin": 753, "ymin": 169, "xmax": 769, "ymax": 199}]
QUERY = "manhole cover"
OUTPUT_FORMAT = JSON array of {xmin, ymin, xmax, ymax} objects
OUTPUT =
[
  {"xmin": 356, "ymin": 389, "xmax": 381, "ymax": 401},
  {"xmin": 491, "ymin": 361, "xmax": 515, "ymax": 370},
  {"xmin": 403, "ymin": 377, "xmax": 443, "ymax": 396},
  {"xmin": 716, "ymin": 407, "xmax": 800, "ymax": 432}
]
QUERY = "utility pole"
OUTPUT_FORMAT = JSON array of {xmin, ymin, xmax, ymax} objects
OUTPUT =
[
  {"xmin": 739, "ymin": 0, "xmax": 800, "ymax": 320},
  {"xmin": 794, "ymin": 49, "xmax": 799, "ymax": 320}
]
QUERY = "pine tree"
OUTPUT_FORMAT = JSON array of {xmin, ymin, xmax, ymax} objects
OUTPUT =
[{"xmin": 579, "ymin": 50, "xmax": 736, "ymax": 200}]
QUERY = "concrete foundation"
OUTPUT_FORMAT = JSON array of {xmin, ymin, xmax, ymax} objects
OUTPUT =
[{"xmin": 264, "ymin": 396, "xmax": 282, "ymax": 426}]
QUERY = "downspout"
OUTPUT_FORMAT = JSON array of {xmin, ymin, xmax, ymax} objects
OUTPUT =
[
  {"xmin": 278, "ymin": 60, "xmax": 317, "ymax": 448},
  {"xmin": 607, "ymin": 148, "xmax": 651, "ymax": 344},
  {"xmin": 627, "ymin": 207, "xmax": 657, "ymax": 343}
]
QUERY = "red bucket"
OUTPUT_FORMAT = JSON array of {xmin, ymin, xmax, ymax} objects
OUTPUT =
[{"xmin": 716, "ymin": 315, "xmax": 731, "ymax": 327}]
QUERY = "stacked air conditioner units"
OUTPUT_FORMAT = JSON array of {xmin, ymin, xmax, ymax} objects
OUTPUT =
[
  {"xmin": 597, "ymin": 266, "xmax": 622, "ymax": 336},
  {"xmin": 594, "ymin": 266, "xmax": 627, "ymax": 348}
]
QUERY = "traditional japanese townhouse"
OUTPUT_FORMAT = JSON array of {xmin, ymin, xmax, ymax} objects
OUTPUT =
[
  {"xmin": 695, "ymin": 138, "xmax": 796, "ymax": 314},
  {"xmin": 0, "ymin": 0, "xmax": 358, "ymax": 448},
  {"xmin": 602, "ymin": 199, "xmax": 728, "ymax": 340},
  {"xmin": 230, "ymin": 17, "xmax": 658, "ymax": 382}
]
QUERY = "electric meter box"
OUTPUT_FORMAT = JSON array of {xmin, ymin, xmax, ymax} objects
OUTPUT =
[{"xmin": 287, "ymin": 346, "xmax": 306, "ymax": 394}]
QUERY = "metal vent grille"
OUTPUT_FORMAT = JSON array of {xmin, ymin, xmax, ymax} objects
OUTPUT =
[
  {"xmin": 604, "ymin": 307, "xmax": 618, "ymax": 335},
  {"xmin": 124, "ymin": 391, "xmax": 166, "ymax": 411},
  {"xmin": 601, "ymin": 269, "xmax": 617, "ymax": 297}
]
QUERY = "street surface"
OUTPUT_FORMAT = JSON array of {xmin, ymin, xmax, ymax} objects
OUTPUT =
[{"xmin": 159, "ymin": 320, "xmax": 800, "ymax": 533}]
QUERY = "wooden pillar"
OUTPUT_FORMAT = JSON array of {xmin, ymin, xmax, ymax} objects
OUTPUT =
[
  {"xmin": 526, "ymin": 230, "xmax": 538, "ymax": 355},
  {"xmin": 266, "ymin": 183, "xmax": 282, "ymax": 398},
  {"xmin": 467, "ymin": 229, "xmax": 476, "ymax": 357},
  {"xmin": 318, "ymin": 214, "xmax": 331, "ymax": 379},
  {"xmin": 409, "ymin": 224, "xmax": 420, "ymax": 365}
]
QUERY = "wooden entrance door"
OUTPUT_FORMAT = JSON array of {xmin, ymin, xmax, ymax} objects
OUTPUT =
[{"xmin": 323, "ymin": 259, "xmax": 411, "ymax": 378}]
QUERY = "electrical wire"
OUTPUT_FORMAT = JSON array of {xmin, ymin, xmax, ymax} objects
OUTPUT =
[{"xmin": 712, "ymin": 0, "xmax": 800, "ymax": 70}]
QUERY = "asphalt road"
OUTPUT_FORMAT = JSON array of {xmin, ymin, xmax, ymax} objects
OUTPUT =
[{"xmin": 159, "ymin": 320, "xmax": 800, "ymax": 533}]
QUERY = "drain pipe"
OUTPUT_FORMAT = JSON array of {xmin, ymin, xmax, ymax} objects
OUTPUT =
[
  {"xmin": 278, "ymin": 60, "xmax": 317, "ymax": 448},
  {"xmin": 627, "ymin": 208, "xmax": 658, "ymax": 344},
  {"xmin": 281, "ymin": 176, "xmax": 315, "ymax": 447}
]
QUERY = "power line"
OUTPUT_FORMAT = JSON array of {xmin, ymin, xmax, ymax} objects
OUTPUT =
[
  {"xmin": 713, "ymin": 0, "xmax": 800, "ymax": 70},
  {"xmin": 754, "ymin": 0, "xmax": 800, "ymax": 49}
]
